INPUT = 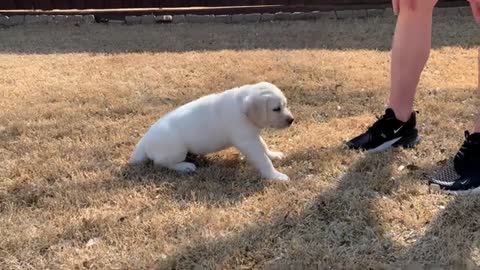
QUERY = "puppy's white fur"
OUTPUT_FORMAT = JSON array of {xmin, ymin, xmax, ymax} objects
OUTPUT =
[{"xmin": 129, "ymin": 82, "xmax": 294, "ymax": 181}]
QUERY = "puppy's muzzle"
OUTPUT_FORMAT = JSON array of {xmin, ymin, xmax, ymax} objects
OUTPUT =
[{"xmin": 286, "ymin": 117, "xmax": 294, "ymax": 126}]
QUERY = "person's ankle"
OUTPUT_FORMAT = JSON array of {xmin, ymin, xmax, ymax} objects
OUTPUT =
[{"xmin": 388, "ymin": 107, "xmax": 413, "ymax": 122}]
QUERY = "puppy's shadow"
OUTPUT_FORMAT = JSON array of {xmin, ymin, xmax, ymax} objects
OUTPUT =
[{"xmin": 118, "ymin": 153, "xmax": 269, "ymax": 206}]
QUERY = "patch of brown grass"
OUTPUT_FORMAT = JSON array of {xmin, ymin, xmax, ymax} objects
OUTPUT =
[{"xmin": 0, "ymin": 15, "xmax": 479, "ymax": 269}]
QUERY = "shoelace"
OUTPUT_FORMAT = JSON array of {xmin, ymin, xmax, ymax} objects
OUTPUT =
[
  {"xmin": 367, "ymin": 110, "xmax": 417, "ymax": 133},
  {"xmin": 455, "ymin": 131, "xmax": 478, "ymax": 159},
  {"xmin": 367, "ymin": 113, "xmax": 396, "ymax": 134},
  {"xmin": 454, "ymin": 131, "xmax": 480, "ymax": 175}
]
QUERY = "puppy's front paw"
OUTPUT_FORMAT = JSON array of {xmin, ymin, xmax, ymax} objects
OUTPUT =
[
  {"xmin": 265, "ymin": 171, "xmax": 289, "ymax": 181},
  {"xmin": 267, "ymin": 151, "xmax": 285, "ymax": 160}
]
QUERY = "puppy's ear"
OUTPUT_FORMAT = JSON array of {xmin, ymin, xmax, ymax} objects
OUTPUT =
[{"xmin": 242, "ymin": 94, "xmax": 268, "ymax": 128}]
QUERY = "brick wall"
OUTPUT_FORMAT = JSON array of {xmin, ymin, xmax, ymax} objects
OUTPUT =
[{"xmin": 0, "ymin": 0, "xmax": 460, "ymax": 10}]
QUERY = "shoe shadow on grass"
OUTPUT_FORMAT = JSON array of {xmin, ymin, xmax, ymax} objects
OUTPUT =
[{"xmin": 152, "ymin": 147, "xmax": 480, "ymax": 269}]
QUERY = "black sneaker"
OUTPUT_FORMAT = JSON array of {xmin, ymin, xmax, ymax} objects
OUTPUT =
[
  {"xmin": 346, "ymin": 108, "xmax": 420, "ymax": 152},
  {"xmin": 429, "ymin": 131, "xmax": 480, "ymax": 195}
]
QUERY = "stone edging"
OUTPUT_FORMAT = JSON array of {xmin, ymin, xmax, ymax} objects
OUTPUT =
[
  {"xmin": 0, "ymin": 6, "xmax": 471, "ymax": 27},
  {"xmin": 0, "ymin": 14, "xmax": 94, "ymax": 26}
]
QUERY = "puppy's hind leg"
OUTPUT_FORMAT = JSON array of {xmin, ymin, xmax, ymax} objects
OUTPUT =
[
  {"xmin": 145, "ymin": 129, "xmax": 197, "ymax": 173},
  {"xmin": 151, "ymin": 149, "xmax": 196, "ymax": 173},
  {"xmin": 162, "ymin": 161, "xmax": 197, "ymax": 173}
]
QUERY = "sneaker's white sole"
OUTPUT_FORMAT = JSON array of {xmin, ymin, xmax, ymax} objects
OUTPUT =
[
  {"xmin": 368, "ymin": 137, "xmax": 402, "ymax": 153},
  {"xmin": 368, "ymin": 136, "xmax": 420, "ymax": 153},
  {"xmin": 429, "ymin": 183, "xmax": 480, "ymax": 195},
  {"xmin": 430, "ymin": 179, "xmax": 455, "ymax": 187}
]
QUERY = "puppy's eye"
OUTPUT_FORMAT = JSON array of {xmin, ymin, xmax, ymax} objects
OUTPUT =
[{"xmin": 273, "ymin": 107, "xmax": 281, "ymax": 112}]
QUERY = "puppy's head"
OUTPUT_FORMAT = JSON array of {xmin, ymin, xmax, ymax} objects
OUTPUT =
[{"xmin": 242, "ymin": 82, "xmax": 294, "ymax": 129}]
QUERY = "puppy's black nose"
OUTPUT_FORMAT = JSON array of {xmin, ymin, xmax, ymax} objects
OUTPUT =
[{"xmin": 287, "ymin": 117, "xmax": 294, "ymax": 125}]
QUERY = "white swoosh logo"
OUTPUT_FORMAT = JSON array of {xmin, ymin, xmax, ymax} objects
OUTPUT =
[{"xmin": 393, "ymin": 126, "xmax": 404, "ymax": 134}]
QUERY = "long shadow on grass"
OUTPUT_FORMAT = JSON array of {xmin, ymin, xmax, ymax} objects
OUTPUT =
[
  {"xmin": 0, "ymin": 16, "xmax": 477, "ymax": 54},
  {"xmin": 155, "ymin": 146, "xmax": 479, "ymax": 269},
  {"xmin": 154, "ymin": 148, "xmax": 398, "ymax": 269}
]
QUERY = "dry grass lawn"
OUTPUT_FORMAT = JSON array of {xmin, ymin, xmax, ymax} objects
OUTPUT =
[{"xmin": 1, "ymin": 14, "xmax": 479, "ymax": 269}]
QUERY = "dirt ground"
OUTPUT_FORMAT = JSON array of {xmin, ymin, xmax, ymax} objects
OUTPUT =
[{"xmin": 0, "ymin": 13, "xmax": 479, "ymax": 269}]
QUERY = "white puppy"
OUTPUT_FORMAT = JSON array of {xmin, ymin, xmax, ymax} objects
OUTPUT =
[{"xmin": 129, "ymin": 82, "xmax": 294, "ymax": 181}]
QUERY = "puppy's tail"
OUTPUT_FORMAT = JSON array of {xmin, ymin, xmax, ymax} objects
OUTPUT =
[{"xmin": 129, "ymin": 138, "xmax": 148, "ymax": 164}]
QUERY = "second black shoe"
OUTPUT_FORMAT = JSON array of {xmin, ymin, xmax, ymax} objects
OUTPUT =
[
  {"xmin": 346, "ymin": 108, "xmax": 420, "ymax": 152},
  {"xmin": 429, "ymin": 131, "xmax": 480, "ymax": 195}
]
